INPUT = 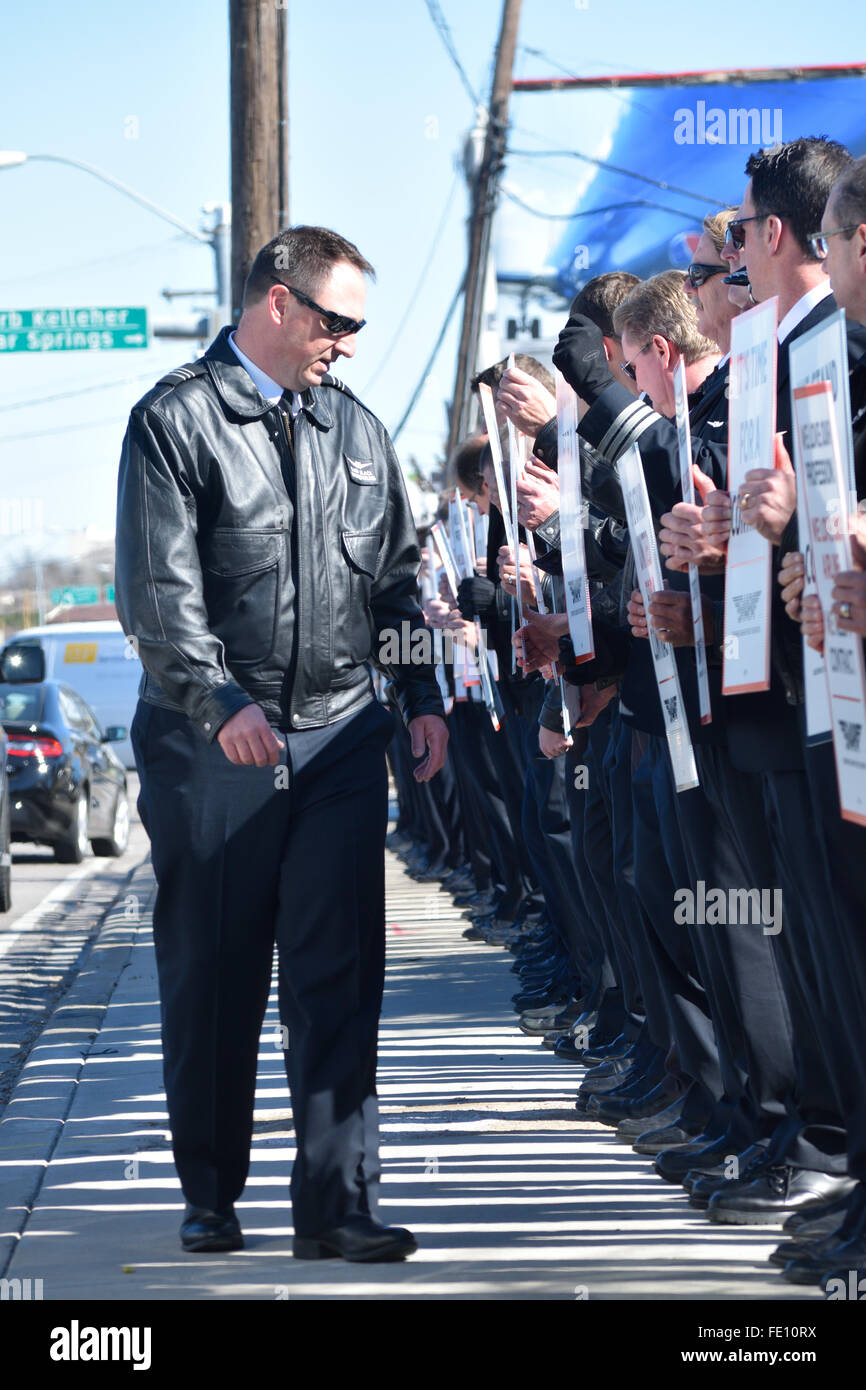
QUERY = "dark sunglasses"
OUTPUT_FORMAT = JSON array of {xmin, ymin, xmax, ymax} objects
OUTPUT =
[
  {"xmin": 687, "ymin": 262, "xmax": 729, "ymax": 288},
  {"xmin": 269, "ymin": 276, "xmax": 366, "ymax": 336},
  {"xmin": 621, "ymin": 340, "xmax": 652, "ymax": 381}
]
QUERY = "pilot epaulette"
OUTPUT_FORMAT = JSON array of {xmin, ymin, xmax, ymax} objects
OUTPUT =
[{"xmin": 155, "ymin": 358, "xmax": 210, "ymax": 390}]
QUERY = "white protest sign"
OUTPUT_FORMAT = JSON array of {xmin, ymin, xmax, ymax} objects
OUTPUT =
[
  {"xmin": 555, "ymin": 369, "xmax": 594, "ymax": 661},
  {"xmin": 673, "ymin": 357, "xmax": 712, "ymax": 725},
  {"xmin": 789, "ymin": 309, "xmax": 855, "ymax": 744},
  {"xmin": 793, "ymin": 381, "xmax": 866, "ymax": 826},
  {"xmin": 620, "ymin": 444, "xmax": 699, "ymax": 792},
  {"xmin": 723, "ymin": 296, "xmax": 778, "ymax": 695}
]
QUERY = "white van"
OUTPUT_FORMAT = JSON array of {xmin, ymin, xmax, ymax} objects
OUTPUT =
[{"xmin": 1, "ymin": 621, "xmax": 141, "ymax": 769}]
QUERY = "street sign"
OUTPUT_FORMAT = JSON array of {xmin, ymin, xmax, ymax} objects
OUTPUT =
[
  {"xmin": 0, "ymin": 308, "xmax": 148, "ymax": 352},
  {"xmin": 103, "ymin": 584, "xmax": 115, "ymax": 602},
  {"xmin": 50, "ymin": 586, "xmax": 101, "ymax": 606}
]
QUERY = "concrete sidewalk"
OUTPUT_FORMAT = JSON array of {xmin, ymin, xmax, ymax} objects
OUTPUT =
[{"xmin": 0, "ymin": 849, "xmax": 816, "ymax": 1301}]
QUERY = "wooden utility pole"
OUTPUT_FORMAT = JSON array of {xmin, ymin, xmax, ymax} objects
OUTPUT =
[
  {"xmin": 446, "ymin": 0, "xmax": 523, "ymax": 459},
  {"xmin": 230, "ymin": 0, "xmax": 290, "ymax": 319}
]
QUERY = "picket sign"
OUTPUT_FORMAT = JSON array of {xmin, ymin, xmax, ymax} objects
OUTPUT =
[
  {"xmin": 673, "ymin": 357, "xmax": 712, "ymax": 724},
  {"xmin": 620, "ymin": 444, "xmax": 699, "ymax": 792},
  {"xmin": 555, "ymin": 369, "xmax": 594, "ymax": 661},
  {"xmin": 723, "ymin": 297, "xmax": 778, "ymax": 695}
]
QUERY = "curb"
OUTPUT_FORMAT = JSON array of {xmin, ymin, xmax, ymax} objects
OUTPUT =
[{"xmin": 0, "ymin": 854, "xmax": 156, "ymax": 1276}]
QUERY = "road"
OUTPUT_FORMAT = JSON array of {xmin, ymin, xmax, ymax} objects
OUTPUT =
[{"xmin": 0, "ymin": 773, "xmax": 150, "ymax": 1115}]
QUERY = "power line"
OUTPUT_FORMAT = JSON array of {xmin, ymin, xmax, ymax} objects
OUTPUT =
[
  {"xmin": 0, "ymin": 371, "xmax": 164, "ymax": 415},
  {"xmin": 360, "ymin": 172, "xmax": 462, "ymax": 397},
  {"xmin": 507, "ymin": 147, "xmax": 723, "ymax": 207},
  {"xmin": 501, "ymin": 189, "xmax": 704, "ymax": 222},
  {"xmin": 422, "ymin": 0, "xmax": 479, "ymax": 107},
  {"xmin": 0, "ymin": 415, "xmax": 128, "ymax": 445},
  {"xmin": 391, "ymin": 277, "xmax": 464, "ymax": 445}
]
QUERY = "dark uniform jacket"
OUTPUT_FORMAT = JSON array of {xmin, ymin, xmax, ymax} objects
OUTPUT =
[{"xmin": 115, "ymin": 327, "xmax": 444, "ymax": 742}]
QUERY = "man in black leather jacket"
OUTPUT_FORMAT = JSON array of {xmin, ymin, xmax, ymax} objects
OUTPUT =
[{"xmin": 116, "ymin": 225, "xmax": 447, "ymax": 1263}]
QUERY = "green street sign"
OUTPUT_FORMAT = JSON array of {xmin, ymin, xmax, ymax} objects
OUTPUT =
[
  {"xmin": 50, "ymin": 586, "xmax": 101, "ymax": 606},
  {"xmin": 0, "ymin": 308, "xmax": 148, "ymax": 352},
  {"xmin": 103, "ymin": 584, "xmax": 115, "ymax": 602}
]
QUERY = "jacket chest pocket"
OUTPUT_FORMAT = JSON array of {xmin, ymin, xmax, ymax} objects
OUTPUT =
[
  {"xmin": 201, "ymin": 530, "xmax": 282, "ymax": 664},
  {"xmin": 339, "ymin": 529, "xmax": 380, "ymax": 663}
]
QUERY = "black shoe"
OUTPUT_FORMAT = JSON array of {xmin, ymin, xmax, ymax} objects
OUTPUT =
[
  {"xmin": 293, "ymin": 1214, "xmax": 417, "ymax": 1263},
  {"xmin": 783, "ymin": 1190, "xmax": 857, "ymax": 1236},
  {"xmin": 180, "ymin": 1204, "xmax": 243, "ymax": 1252},
  {"xmin": 707, "ymin": 1168, "xmax": 856, "ymax": 1226},
  {"xmin": 632, "ymin": 1123, "xmax": 697, "ymax": 1156},
  {"xmin": 553, "ymin": 1034, "xmax": 591, "ymax": 1063},
  {"xmin": 616, "ymin": 1092, "xmax": 688, "ymax": 1142},
  {"xmin": 783, "ymin": 1231, "xmax": 866, "ymax": 1285},
  {"xmin": 595, "ymin": 1077, "xmax": 686, "ymax": 1127},
  {"xmin": 653, "ymin": 1134, "xmax": 740, "ymax": 1185},
  {"xmin": 581, "ymin": 1034, "xmax": 632, "ymax": 1066}
]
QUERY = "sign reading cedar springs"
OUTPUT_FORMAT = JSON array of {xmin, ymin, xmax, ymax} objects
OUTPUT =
[{"xmin": 0, "ymin": 307, "xmax": 148, "ymax": 352}]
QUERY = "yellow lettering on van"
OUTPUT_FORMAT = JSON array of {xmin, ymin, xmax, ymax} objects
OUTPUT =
[{"xmin": 64, "ymin": 643, "xmax": 98, "ymax": 664}]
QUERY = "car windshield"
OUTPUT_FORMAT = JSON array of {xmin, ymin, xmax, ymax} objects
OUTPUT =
[{"xmin": 0, "ymin": 684, "xmax": 45, "ymax": 723}]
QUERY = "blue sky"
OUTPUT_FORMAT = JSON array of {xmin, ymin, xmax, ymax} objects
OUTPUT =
[{"xmin": 0, "ymin": 0, "xmax": 864, "ymax": 574}]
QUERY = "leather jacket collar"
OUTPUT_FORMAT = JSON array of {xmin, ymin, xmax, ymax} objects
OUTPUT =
[{"xmin": 203, "ymin": 326, "xmax": 334, "ymax": 429}]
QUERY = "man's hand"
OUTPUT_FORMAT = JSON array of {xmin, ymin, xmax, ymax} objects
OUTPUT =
[
  {"xmin": 801, "ymin": 593, "xmax": 825, "ymax": 654},
  {"xmin": 660, "ymin": 486, "xmax": 731, "ymax": 573},
  {"xmin": 217, "ymin": 705, "xmax": 285, "ymax": 766},
  {"xmin": 498, "ymin": 543, "xmax": 537, "ymax": 600},
  {"xmin": 409, "ymin": 714, "xmax": 449, "ymax": 782},
  {"xmin": 496, "ymin": 366, "xmax": 557, "ymax": 437},
  {"xmin": 513, "ymin": 608, "xmax": 568, "ymax": 671},
  {"xmin": 778, "ymin": 550, "xmax": 806, "ymax": 622},
  {"xmin": 832, "ymin": 533, "xmax": 866, "ymax": 637},
  {"xmin": 423, "ymin": 596, "xmax": 453, "ymax": 628},
  {"xmin": 573, "ymin": 683, "xmax": 617, "ymax": 727},
  {"xmin": 738, "ymin": 436, "xmax": 796, "ymax": 545},
  {"xmin": 626, "ymin": 588, "xmax": 649, "ymax": 640},
  {"xmin": 552, "ymin": 313, "xmax": 613, "ymax": 403},
  {"xmin": 539, "ymin": 724, "xmax": 572, "ymax": 759},
  {"xmin": 516, "ymin": 457, "xmax": 560, "ymax": 530}
]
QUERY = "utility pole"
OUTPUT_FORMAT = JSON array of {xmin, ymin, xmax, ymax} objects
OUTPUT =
[
  {"xmin": 446, "ymin": 0, "xmax": 523, "ymax": 459},
  {"xmin": 230, "ymin": 0, "xmax": 290, "ymax": 320}
]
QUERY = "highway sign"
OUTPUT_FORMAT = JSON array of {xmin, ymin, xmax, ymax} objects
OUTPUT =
[
  {"xmin": 50, "ymin": 586, "xmax": 101, "ymax": 606},
  {"xmin": 0, "ymin": 308, "xmax": 148, "ymax": 352}
]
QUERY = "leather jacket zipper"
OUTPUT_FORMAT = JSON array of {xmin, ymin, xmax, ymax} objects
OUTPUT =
[{"xmin": 277, "ymin": 404, "xmax": 301, "ymax": 725}]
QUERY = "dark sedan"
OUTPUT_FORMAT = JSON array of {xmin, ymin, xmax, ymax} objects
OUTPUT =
[{"xmin": 1, "ymin": 681, "xmax": 129, "ymax": 862}]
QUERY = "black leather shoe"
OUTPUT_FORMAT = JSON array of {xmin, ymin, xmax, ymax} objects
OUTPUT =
[
  {"xmin": 616, "ymin": 1093, "xmax": 687, "ymax": 1142},
  {"xmin": 783, "ymin": 1232, "xmax": 866, "ymax": 1285},
  {"xmin": 594, "ymin": 1076, "xmax": 686, "ymax": 1126},
  {"xmin": 707, "ymin": 1168, "xmax": 856, "ymax": 1226},
  {"xmin": 632, "ymin": 1123, "xmax": 696, "ymax": 1155},
  {"xmin": 180, "ymin": 1204, "xmax": 243, "ymax": 1252},
  {"xmin": 293, "ymin": 1214, "xmax": 417, "ymax": 1263},
  {"xmin": 582, "ymin": 1034, "xmax": 632, "ymax": 1066},
  {"xmin": 653, "ymin": 1134, "xmax": 740, "ymax": 1185},
  {"xmin": 783, "ymin": 1189, "xmax": 859, "ymax": 1236}
]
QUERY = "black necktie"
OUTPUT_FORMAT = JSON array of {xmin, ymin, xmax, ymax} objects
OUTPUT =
[{"xmin": 278, "ymin": 391, "xmax": 296, "ymax": 498}]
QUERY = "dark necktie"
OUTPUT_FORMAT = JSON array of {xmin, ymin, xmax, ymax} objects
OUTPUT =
[{"xmin": 278, "ymin": 391, "xmax": 296, "ymax": 498}]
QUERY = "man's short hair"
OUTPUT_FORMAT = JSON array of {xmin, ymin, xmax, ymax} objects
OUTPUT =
[
  {"xmin": 613, "ymin": 270, "xmax": 718, "ymax": 364},
  {"xmin": 702, "ymin": 208, "xmax": 739, "ymax": 258},
  {"xmin": 449, "ymin": 433, "xmax": 488, "ymax": 495},
  {"xmin": 829, "ymin": 154, "xmax": 866, "ymax": 234},
  {"xmin": 745, "ymin": 137, "xmax": 853, "ymax": 260},
  {"xmin": 470, "ymin": 354, "xmax": 554, "ymax": 395},
  {"xmin": 569, "ymin": 272, "xmax": 641, "ymax": 339},
  {"xmin": 243, "ymin": 226, "xmax": 376, "ymax": 307}
]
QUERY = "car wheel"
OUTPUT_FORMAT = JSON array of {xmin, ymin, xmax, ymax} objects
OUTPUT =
[
  {"xmin": 54, "ymin": 787, "xmax": 90, "ymax": 864},
  {"xmin": 91, "ymin": 786, "xmax": 130, "ymax": 857},
  {"xmin": 0, "ymin": 793, "xmax": 11, "ymax": 913}
]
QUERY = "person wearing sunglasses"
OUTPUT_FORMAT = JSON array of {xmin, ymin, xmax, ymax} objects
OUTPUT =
[
  {"xmin": 683, "ymin": 208, "xmax": 746, "ymax": 357},
  {"xmin": 117, "ymin": 223, "xmax": 449, "ymax": 1268}
]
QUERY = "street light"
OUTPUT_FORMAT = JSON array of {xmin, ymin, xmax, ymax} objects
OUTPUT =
[{"xmin": 0, "ymin": 152, "xmax": 232, "ymax": 336}]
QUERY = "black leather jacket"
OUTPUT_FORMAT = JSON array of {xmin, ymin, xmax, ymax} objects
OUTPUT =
[{"xmin": 115, "ymin": 327, "xmax": 444, "ymax": 742}]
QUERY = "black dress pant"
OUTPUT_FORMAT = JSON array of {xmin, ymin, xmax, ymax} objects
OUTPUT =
[{"xmin": 132, "ymin": 696, "xmax": 395, "ymax": 1237}]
